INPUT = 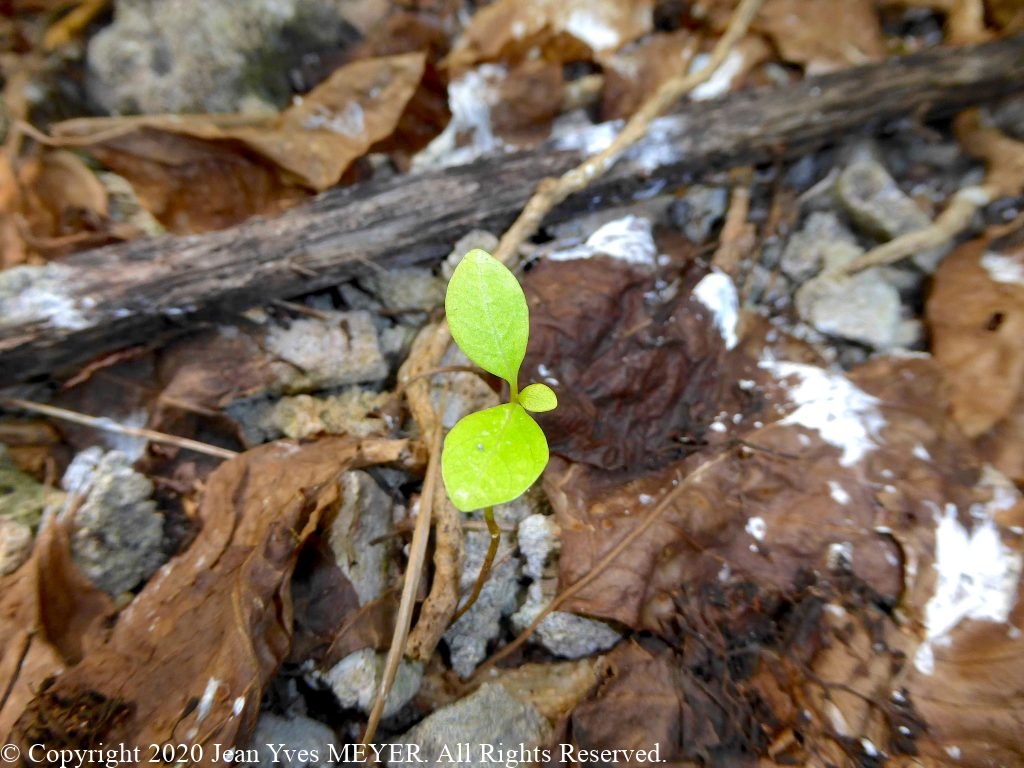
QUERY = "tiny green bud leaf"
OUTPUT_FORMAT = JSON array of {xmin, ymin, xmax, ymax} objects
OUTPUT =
[
  {"xmin": 445, "ymin": 249, "xmax": 529, "ymax": 390},
  {"xmin": 441, "ymin": 403, "xmax": 549, "ymax": 512},
  {"xmin": 518, "ymin": 382, "xmax": 557, "ymax": 413}
]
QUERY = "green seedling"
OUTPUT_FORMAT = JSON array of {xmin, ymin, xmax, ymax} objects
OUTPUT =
[{"xmin": 441, "ymin": 249, "xmax": 556, "ymax": 619}]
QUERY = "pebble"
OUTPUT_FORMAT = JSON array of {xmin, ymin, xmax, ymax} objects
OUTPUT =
[{"xmin": 390, "ymin": 684, "xmax": 550, "ymax": 768}]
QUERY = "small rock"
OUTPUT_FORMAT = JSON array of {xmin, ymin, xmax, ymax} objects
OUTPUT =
[
  {"xmin": 324, "ymin": 648, "xmax": 423, "ymax": 719},
  {"xmin": 242, "ymin": 712, "xmax": 339, "ymax": 767},
  {"xmin": 835, "ymin": 155, "xmax": 949, "ymax": 271},
  {"xmin": 836, "ymin": 155, "xmax": 930, "ymax": 240},
  {"xmin": 357, "ymin": 267, "xmax": 444, "ymax": 315},
  {"xmin": 62, "ymin": 448, "xmax": 165, "ymax": 595},
  {"xmin": 87, "ymin": 0, "xmax": 357, "ymax": 115},
  {"xmin": 0, "ymin": 517, "xmax": 33, "ymax": 576},
  {"xmin": 780, "ymin": 211, "xmax": 862, "ymax": 282},
  {"xmin": 265, "ymin": 310, "xmax": 388, "ymax": 393},
  {"xmin": 443, "ymin": 230, "xmax": 499, "ymax": 279},
  {"xmin": 795, "ymin": 270, "xmax": 904, "ymax": 350},
  {"xmin": 227, "ymin": 388, "xmax": 391, "ymax": 445},
  {"xmin": 517, "ymin": 514, "xmax": 559, "ymax": 581},
  {"xmin": 512, "ymin": 582, "xmax": 622, "ymax": 659},
  {"xmin": 669, "ymin": 185, "xmax": 728, "ymax": 243},
  {"xmin": 390, "ymin": 683, "xmax": 550, "ymax": 768},
  {"xmin": 327, "ymin": 471, "xmax": 395, "ymax": 605}
]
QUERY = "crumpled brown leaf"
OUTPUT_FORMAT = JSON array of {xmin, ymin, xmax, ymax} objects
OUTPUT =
[
  {"xmin": 2, "ymin": 437, "xmax": 405, "ymax": 751},
  {"xmin": 447, "ymin": 0, "xmax": 653, "ymax": 72},
  {"xmin": 755, "ymin": 0, "xmax": 885, "ymax": 73},
  {"xmin": 522, "ymin": 256, "xmax": 772, "ymax": 473},
  {"xmin": 927, "ymin": 232, "xmax": 1024, "ymax": 438},
  {"xmin": 49, "ymin": 52, "xmax": 426, "ymax": 232}
]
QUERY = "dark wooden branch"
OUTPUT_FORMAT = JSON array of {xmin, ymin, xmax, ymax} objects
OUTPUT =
[{"xmin": 2, "ymin": 36, "xmax": 1023, "ymax": 387}]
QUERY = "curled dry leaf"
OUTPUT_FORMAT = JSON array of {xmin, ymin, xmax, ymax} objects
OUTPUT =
[
  {"xmin": 447, "ymin": 0, "xmax": 654, "ymax": 72},
  {"xmin": 926, "ymin": 233, "xmax": 1024, "ymax": 438},
  {"xmin": 755, "ymin": 0, "xmax": 885, "ymax": 73},
  {"xmin": 49, "ymin": 53, "xmax": 427, "ymax": 232},
  {"xmin": 3, "ymin": 437, "xmax": 408, "ymax": 751},
  {"xmin": 521, "ymin": 256, "xmax": 769, "ymax": 473}
]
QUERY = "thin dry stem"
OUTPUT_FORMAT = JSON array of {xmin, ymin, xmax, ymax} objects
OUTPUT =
[
  {"xmin": 491, "ymin": 0, "xmax": 765, "ymax": 265},
  {"xmin": 0, "ymin": 397, "xmax": 238, "ymax": 460},
  {"xmin": 361, "ymin": 395, "xmax": 444, "ymax": 744}
]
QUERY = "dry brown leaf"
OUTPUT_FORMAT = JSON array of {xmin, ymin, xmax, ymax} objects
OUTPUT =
[
  {"xmin": 490, "ymin": 59, "xmax": 565, "ymax": 145},
  {"xmin": 3, "ymin": 437, "xmax": 391, "ymax": 751},
  {"xmin": 907, "ymin": 591, "xmax": 1024, "ymax": 767},
  {"xmin": 755, "ymin": 0, "xmax": 885, "ymax": 73},
  {"xmin": 59, "ymin": 127, "xmax": 300, "ymax": 234},
  {"xmin": 228, "ymin": 52, "xmax": 427, "ymax": 190},
  {"xmin": 522, "ymin": 255, "xmax": 770, "ymax": 473},
  {"xmin": 447, "ymin": 0, "xmax": 654, "ymax": 72},
  {"xmin": 600, "ymin": 31, "xmax": 700, "ymax": 121},
  {"xmin": 0, "ymin": 523, "xmax": 116, "ymax": 739},
  {"xmin": 48, "ymin": 53, "xmax": 427, "ymax": 231},
  {"xmin": 955, "ymin": 108, "xmax": 1024, "ymax": 199},
  {"xmin": 986, "ymin": 0, "xmax": 1024, "ymax": 32},
  {"xmin": 926, "ymin": 233, "xmax": 1024, "ymax": 437}
]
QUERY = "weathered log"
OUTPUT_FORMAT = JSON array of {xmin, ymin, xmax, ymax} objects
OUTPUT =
[{"xmin": 2, "ymin": 35, "xmax": 1023, "ymax": 387}]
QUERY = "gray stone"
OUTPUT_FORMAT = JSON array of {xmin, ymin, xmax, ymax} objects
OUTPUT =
[
  {"xmin": 265, "ymin": 310, "xmax": 388, "ymax": 393},
  {"xmin": 390, "ymin": 683, "xmax": 550, "ymax": 768},
  {"xmin": 327, "ymin": 471, "xmax": 395, "ymax": 605},
  {"xmin": 835, "ymin": 156, "xmax": 950, "ymax": 271},
  {"xmin": 324, "ymin": 648, "xmax": 423, "ymax": 719},
  {"xmin": 62, "ymin": 448, "xmax": 164, "ymax": 595},
  {"xmin": 357, "ymin": 267, "xmax": 444, "ymax": 315},
  {"xmin": 443, "ymin": 231, "xmax": 499, "ymax": 280},
  {"xmin": 512, "ymin": 582, "xmax": 622, "ymax": 659},
  {"xmin": 780, "ymin": 211, "xmax": 862, "ymax": 282},
  {"xmin": 0, "ymin": 517, "xmax": 33, "ymax": 576},
  {"xmin": 443, "ymin": 497, "xmax": 532, "ymax": 678},
  {"xmin": 835, "ymin": 156, "xmax": 929, "ymax": 241},
  {"xmin": 87, "ymin": 0, "xmax": 356, "ymax": 115},
  {"xmin": 242, "ymin": 712, "xmax": 339, "ymax": 767},
  {"xmin": 669, "ymin": 185, "xmax": 728, "ymax": 243},
  {"xmin": 795, "ymin": 270, "xmax": 904, "ymax": 350},
  {"xmin": 517, "ymin": 514, "xmax": 559, "ymax": 581},
  {"xmin": 227, "ymin": 388, "xmax": 392, "ymax": 445}
]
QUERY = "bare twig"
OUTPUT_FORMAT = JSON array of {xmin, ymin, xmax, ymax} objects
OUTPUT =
[
  {"xmin": 0, "ymin": 397, "xmax": 238, "ymax": 460},
  {"xmin": 491, "ymin": 0, "xmax": 765, "ymax": 265},
  {"xmin": 361, "ymin": 392, "xmax": 444, "ymax": 744}
]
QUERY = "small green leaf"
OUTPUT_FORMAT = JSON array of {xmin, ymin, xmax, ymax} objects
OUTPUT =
[
  {"xmin": 441, "ymin": 403, "xmax": 549, "ymax": 512},
  {"xmin": 518, "ymin": 382, "xmax": 557, "ymax": 413},
  {"xmin": 446, "ymin": 249, "xmax": 529, "ymax": 389}
]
